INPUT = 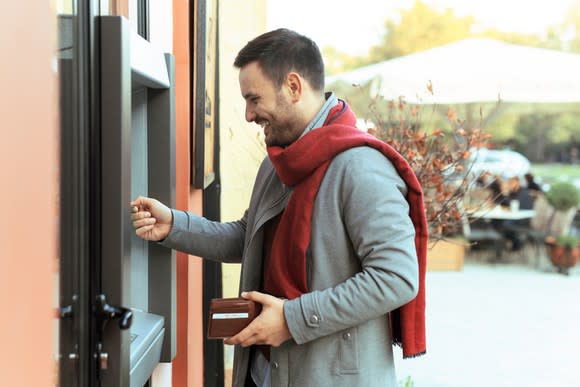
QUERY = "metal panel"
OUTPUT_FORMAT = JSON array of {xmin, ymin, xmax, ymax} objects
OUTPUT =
[
  {"xmin": 129, "ymin": 311, "xmax": 165, "ymax": 387},
  {"xmin": 130, "ymin": 32, "xmax": 170, "ymax": 89},
  {"xmin": 100, "ymin": 18, "xmax": 176, "ymax": 387},
  {"xmin": 100, "ymin": 16, "xmax": 132, "ymax": 387},
  {"xmin": 131, "ymin": 87, "xmax": 150, "ymax": 312},
  {"xmin": 147, "ymin": 54, "xmax": 177, "ymax": 361}
]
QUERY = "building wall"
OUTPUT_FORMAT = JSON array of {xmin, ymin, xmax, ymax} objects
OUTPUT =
[
  {"xmin": 218, "ymin": 0, "xmax": 268, "ymax": 384},
  {"xmin": 0, "ymin": 1, "xmax": 59, "ymax": 386},
  {"xmin": 219, "ymin": 0, "xmax": 268, "ymax": 295}
]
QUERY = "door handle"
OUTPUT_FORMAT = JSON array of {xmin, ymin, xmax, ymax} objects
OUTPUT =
[{"xmin": 95, "ymin": 294, "xmax": 133, "ymax": 330}]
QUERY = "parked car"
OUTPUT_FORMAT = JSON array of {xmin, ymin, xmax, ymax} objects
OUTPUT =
[{"xmin": 467, "ymin": 148, "xmax": 531, "ymax": 180}]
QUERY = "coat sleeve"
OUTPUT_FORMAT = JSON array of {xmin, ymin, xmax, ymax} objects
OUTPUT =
[
  {"xmin": 284, "ymin": 148, "xmax": 419, "ymax": 344},
  {"xmin": 159, "ymin": 209, "xmax": 247, "ymax": 264}
]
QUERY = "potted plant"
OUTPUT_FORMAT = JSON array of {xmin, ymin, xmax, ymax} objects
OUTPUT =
[
  {"xmin": 541, "ymin": 181, "xmax": 580, "ymax": 274},
  {"xmin": 544, "ymin": 235, "xmax": 580, "ymax": 275}
]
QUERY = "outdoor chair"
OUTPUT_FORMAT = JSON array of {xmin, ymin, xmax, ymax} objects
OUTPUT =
[
  {"xmin": 462, "ymin": 217, "xmax": 505, "ymax": 261},
  {"xmin": 571, "ymin": 210, "xmax": 580, "ymax": 236},
  {"xmin": 526, "ymin": 194, "xmax": 578, "ymax": 268}
]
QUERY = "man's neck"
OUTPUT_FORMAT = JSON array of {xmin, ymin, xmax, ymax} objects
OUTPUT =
[
  {"xmin": 300, "ymin": 93, "xmax": 327, "ymax": 127},
  {"xmin": 296, "ymin": 93, "xmax": 339, "ymax": 141}
]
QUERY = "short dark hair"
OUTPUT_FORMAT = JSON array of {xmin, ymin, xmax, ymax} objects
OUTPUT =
[{"xmin": 234, "ymin": 28, "xmax": 325, "ymax": 92}]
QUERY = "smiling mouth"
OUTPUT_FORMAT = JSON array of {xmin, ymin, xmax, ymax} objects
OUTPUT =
[
  {"xmin": 257, "ymin": 120, "xmax": 270, "ymax": 129},
  {"xmin": 256, "ymin": 120, "xmax": 271, "ymax": 136}
]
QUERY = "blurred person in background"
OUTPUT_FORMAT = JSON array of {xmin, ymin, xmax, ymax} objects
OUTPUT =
[
  {"xmin": 506, "ymin": 176, "xmax": 534, "ymax": 211},
  {"xmin": 524, "ymin": 173, "xmax": 543, "ymax": 197},
  {"xmin": 489, "ymin": 174, "xmax": 509, "ymax": 207},
  {"xmin": 502, "ymin": 176, "xmax": 534, "ymax": 251}
]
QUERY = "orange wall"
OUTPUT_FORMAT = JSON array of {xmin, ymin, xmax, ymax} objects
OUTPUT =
[
  {"xmin": 188, "ymin": 191, "xmax": 204, "ymax": 387},
  {"xmin": 173, "ymin": 0, "xmax": 204, "ymax": 386},
  {"xmin": 0, "ymin": 1, "xmax": 58, "ymax": 386}
]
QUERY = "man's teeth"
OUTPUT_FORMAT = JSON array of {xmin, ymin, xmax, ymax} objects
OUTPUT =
[{"xmin": 260, "ymin": 121, "xmax": 269, "ymax": 128}]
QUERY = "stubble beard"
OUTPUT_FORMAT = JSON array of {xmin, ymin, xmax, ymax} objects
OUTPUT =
[{"xmin": 263, "ymin": 95, "xmax": 301, "ymax": 147}]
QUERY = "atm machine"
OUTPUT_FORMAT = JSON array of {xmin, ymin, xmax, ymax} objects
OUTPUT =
[
  {"xmin": 58, "ymin": 13, "xmax": 176, "ymax": 387},
  {"xmin": 98, "ymin": 16, "xmax": 176, "ymax": 386}
]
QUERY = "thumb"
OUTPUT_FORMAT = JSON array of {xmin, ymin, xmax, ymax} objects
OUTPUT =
[
  {"xmin": 130, "ymin": 196, "xmax": 151, "ymax": 209},
  {"xmin": 241, "ymin": 291, "xmax": 269, "ymax": 305}
]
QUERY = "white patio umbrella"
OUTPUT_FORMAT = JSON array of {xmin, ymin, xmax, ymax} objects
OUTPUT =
[{"xmin": 327, "ymin": 38, "xmax": 580, "ymax": 104}]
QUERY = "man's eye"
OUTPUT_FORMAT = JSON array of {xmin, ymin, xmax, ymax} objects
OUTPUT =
[{"xmin": 251, "ymin": 97, "xmax": 259, "ymax": 104}]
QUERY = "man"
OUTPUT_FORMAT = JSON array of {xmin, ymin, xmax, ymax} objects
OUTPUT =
[
  {"xmin": 502, "ymin": 176, "xmax": 535, "ymax": 251},
  {"xmin": 131, "ymin": 29, "xmax": 427, "ymax": 387},
  {"xmin": 524, "ymin": 173, "xmax": 543, "ymax": 201},
  {"xmin": 506, "ymin": 176, "xmax": 534, "ymax": 211}
]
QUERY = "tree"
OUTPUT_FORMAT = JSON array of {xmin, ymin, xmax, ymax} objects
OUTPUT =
[
  {"xmin": 368, "ymin": 0, "xmax": 475, "ymax": 63},
  {"xmin": 564, "ymin": 3, "xmax": 580, "ymax": 52},
  {"xmin": 322, "ymin": 46, "xmax": 369, "ymax": 76},
  {"xmin": 544, "ymin": 2, "xmax": 580, "ymax": 52},
  {"xmin": 324, "ymin": 0, "xmax": 549, "ymax": 74},
  {"xmin": 364, "ymin": 96, "xmax": 491, "ymax": 239},
  {"xmin": 513, "ymin": 113, "xmax": 556, "ymax": 162},
  {"xmin": 511, "ymin": 112, "xmax": 580, "ymax": 163}
]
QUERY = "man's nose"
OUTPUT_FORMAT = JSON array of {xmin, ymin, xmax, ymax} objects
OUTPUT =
[{"xmin": 245, "ymin": 103, "xmax": 256, "ymax": 123}]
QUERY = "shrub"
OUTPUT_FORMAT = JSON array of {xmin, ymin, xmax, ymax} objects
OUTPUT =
[
  {"xmin": 555, "ymin": 234, "xmax": 580, "ymax": 249},
  {"xmin": 545, "ymin": 181, "xmax": 580, "ymax": 212},
  {"xmin": 363, "ymin": 96, "xmax": 491, "ymax": 240}
]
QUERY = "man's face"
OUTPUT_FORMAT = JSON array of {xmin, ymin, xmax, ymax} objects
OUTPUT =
[{"xmin": 239, "ymin": 62, "xmax": 301, "ymax": 147}]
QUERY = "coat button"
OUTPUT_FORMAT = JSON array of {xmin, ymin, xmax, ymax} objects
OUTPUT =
[
  {"xmin": 309, "ymin": 314, "xmax": 319, "ymax": 324},
  {"xmin": 343, "ymin": 332, "xmax": 352, "ymax": 340},
  {"xmin": 272, "ymin": 361, "xmax": 279, "ymax": 369}
]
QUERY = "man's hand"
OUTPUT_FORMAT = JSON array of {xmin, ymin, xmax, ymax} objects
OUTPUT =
[
  {"xmin": 224, "ymin": 291, "xmax": 292, "ymax": 348},
  {"xmin": 130, "ymin": 196, "xmax": 173, "ymax": 241}
]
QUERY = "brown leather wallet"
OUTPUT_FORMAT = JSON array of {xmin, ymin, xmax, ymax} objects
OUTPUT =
[{"xmin": 207, "ymin": 297, "xmax": 262, "ymax": 339}]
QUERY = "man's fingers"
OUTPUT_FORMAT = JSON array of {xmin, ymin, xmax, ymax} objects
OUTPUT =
[
  {"xmin": 131, "ymin": 211, "xmax": 151, "ymax": 222},
  {"xmin": 135, "ymin": 224, "xmax": 155, "ymax": 237},
  {"xmin": 130, "ymin": 196, "xmax": 149, "ymax": 208},
  {"xmin": 225, "ymin": 323, "xmax": 260, "ymax": 347},
  {"xmin": 133, "ymin": 218, "xmax": 156, "ymax": 229},
  {"xmin": 131, "ymin": 205, "xmax": 144, "ymax": 214}
]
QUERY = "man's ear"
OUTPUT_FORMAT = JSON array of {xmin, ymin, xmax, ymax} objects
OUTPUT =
[{"xmin": 286, "ymin": 72, "xmax": 302, "ymax": 103}]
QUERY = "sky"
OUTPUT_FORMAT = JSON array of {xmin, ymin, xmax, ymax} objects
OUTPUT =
[{"xmin": 267, "ymin": 0, "xmax": 580, "ymax": 55}]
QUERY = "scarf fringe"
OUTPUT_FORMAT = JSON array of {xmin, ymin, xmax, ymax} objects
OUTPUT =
[
  {"xmin": 393, "ymin": 340, "xmax": 427, "ymax": 359},
  {"xmin": 403, "ymin": 350, "xmax": 427, "ymax": 359}
]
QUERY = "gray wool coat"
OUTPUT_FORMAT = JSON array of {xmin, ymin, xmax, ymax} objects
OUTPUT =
[{"xmin": 161, "ymin": 146, "xmax": 419, "ymax": 387}]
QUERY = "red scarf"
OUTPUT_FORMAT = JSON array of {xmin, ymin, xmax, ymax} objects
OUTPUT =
[{"xmin": 264, "ymin": 102, "xmax": 427, "ymax": 358}]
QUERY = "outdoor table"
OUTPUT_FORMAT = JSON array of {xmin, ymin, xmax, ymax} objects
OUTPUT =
[
  {"xmin": 467, "ymin": 207, "xmax": 536, "ymax": 221},
  {"xmin": 466, "ymin": 207, "xmax": 536, "ymax": 261}
]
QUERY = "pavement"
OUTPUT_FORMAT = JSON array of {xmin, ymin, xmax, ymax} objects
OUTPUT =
[{"xmin": 394, "ymin": 253, "xmax": 580, "ymax": 387}]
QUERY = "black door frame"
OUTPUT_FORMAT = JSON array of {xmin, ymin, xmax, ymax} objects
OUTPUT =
[{"xmin": 59, "ymin": 1, "xmax": 102, "ymax": 386}]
